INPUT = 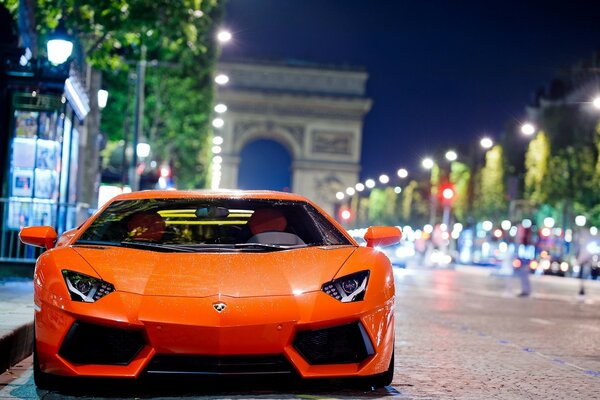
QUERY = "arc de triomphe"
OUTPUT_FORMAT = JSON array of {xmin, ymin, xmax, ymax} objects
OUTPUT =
[{"xmin": 215, "ymin": 60, "xmax": 372, "ymax": 215}]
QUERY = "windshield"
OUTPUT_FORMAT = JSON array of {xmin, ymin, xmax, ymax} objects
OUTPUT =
[{"xmin": 76, "ymin": 198, "xmax": 351, "ymax": 251}]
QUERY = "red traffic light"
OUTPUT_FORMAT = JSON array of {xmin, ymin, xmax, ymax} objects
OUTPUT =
[
  {"xmin": 442, "ymin": 187, "xmax": 455, "ymax": 200},
  {"xmin": 339, "ymin": 208, "xmax": 352, "ymax": 221},
  {"xmin": 439, "ymin": 184, "xmax": 456, "ymax": 204}
]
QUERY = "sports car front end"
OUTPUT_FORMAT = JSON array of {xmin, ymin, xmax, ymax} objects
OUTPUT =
[{"xmin": 23, "ymin": 191, "xmax": 399, "ymax": 388}]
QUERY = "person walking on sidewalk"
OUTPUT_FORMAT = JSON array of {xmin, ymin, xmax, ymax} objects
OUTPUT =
[{"xmin": 515, "ymin": 222, "xmax": 533, "ymax": 297}]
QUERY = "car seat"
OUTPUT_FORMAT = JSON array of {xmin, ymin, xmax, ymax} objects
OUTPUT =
[
  {"xmin": 246, "ymin": 208, "xmax": 305, "ymax": 246},
  {"xmin": 126, "ymin": 212, "xmax": 166, "ymax": 242}
]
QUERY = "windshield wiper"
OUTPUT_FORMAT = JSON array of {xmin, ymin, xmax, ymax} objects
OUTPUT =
[{"xmin": 120, "ymin": 240, "xmax": 195, "ymax": 253}]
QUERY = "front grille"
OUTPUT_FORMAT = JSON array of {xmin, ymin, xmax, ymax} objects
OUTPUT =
[
  {"xmin": 145, "ymin": 355, "xmax": 294, "ymax": 375},
  {"xmin": 293, "ymin": 321, "xmax": 375, "ymax": 365},
  {"xmin": 59, "ymin": 321, "xmax": 145, "ymax": 365}
]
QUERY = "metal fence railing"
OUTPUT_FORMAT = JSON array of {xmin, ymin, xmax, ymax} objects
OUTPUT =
[{"xmin": 0, "ymin": 197, "xmax": 94, "ymax": 264}]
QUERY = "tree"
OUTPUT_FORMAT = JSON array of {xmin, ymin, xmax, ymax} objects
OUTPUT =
[
  {"xmin": 449, "ymin": 161, "xmax": 470, "ymax": 222},
  {"xmin": 401, "ymin": 180, "xmax": 429, "ymax": 227},
  {"xmin": 524, "ymin": 131, "xmax": 550, "ymax": 204},
  {"xmin": 474, "ymin": 145, "xmax": 506, "ymax": 219},
  {"xmin": 30, "ymin": 0, "xmax": 224, "ymax": 189},
  {"xmin": 368, "ymin": 187, "xmax": 398, "ymax": 226}
]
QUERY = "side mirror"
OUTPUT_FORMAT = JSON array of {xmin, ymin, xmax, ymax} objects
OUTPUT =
[
  {"xmin": 364, "ymin": 226, "xmax": 401, "ymax": 248},
  {"xmin": 19, "ymin": 226, "xmax": 58, "ymax": 250}
]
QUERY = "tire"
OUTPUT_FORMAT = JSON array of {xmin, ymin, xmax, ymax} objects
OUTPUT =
[{"xmin": 366, "ymin": 350, "xmax": 394, "ymax": 388}]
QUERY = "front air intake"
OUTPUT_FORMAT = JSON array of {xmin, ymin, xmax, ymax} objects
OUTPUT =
[
  {"xmin": 59, "ymin": 321, "xmax": 145, "ymax": 365},
  {"xmin": 293, "ymin": 321, "xmax": 375, "ymax": 365}
]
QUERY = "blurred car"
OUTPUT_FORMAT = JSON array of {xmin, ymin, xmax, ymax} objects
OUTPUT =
[
  {"xmin": 20, "ymin": 190, "xmax": 400, "ymax": 389},
  {"xmin": 376, "ymin": 242, "xmax": 415, "ymax": 268},
  {"xmin": 538, "ymin": 252, "xmax": 571, "ymax": 277}
]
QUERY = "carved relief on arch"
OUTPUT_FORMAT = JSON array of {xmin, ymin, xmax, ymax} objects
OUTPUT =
[{"xmin": 232, "ymin": 120, "xmax": 305, "ymax": 158}]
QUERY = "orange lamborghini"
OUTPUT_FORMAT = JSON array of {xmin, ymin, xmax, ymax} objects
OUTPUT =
[{"xmin": 20, "ymin": 190, "xmax": 400, "ymax": 389}]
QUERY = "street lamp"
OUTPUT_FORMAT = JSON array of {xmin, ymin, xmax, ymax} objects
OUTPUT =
[
  {"xmin": 593, "ymin": 96, "xmax": 600, "ymax": 110},
  {"xmin": 365, "ymin": 179, "xmax": 376, "ymax": 189},
  {"xmin": 397, "ymin": 168, "xmax": 408, "ymax": 178},
  {"xmin": 520, "ymin": 122, "xmax": 535, "ymax": 136},
  {"xmin": 422, "ymin": 157, "xmax": 434, "ymax": 169},
  {"xmin": 346, "ymin": 187, "xmax": 356, "ymax": 196},
  {"xmin": 97, "ymin": 89, "xmax": 109, "ymax": 109},
  {"xmin": 135, "ymin": 142, "xmax": 151, "ymax": 158},
  {"xmin": 214, "ymin": 103, "xmax": 227, "ymax": 113},
  {"xmin": 480, "ymin": 137, "xmax": 493, "ymax": 149},
  {"xmin": 335, "ymin": 191, "xmax": 345, "ymax": 200},
  {"xmin": 214, "ymin": 74, "xmax": 229, "ymax": 85},
  {"xmin": 379, "ymin": 174, "xmax": 389, "ymax": 184},
  {"xmin": 355, "ymin": 183, "xmax": 365, "ymax": 192},
  {"xmin": 445, "ymin": 150, "xmax": 457, "ymax": 162},
  {"xmin": 217, "ymin": 30, "xmax": 232, "ymax": 43},
  {"xmin": 212, "ymin": 136, "xmax": 223, "ymax": 145},
  {"xmin": 212, "ymin": 118, "xmax": 224, "ymax": 128},
  {"xmin": 46, "ymin": 21, "xmax": 73, "ymax": 65}
]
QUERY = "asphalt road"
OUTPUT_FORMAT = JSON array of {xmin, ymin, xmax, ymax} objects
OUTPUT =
[{"xmin": 1, "ymin": 265, "xmax": 599, "ymax": 399}]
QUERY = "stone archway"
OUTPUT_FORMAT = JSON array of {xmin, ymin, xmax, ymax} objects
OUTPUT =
[{"xmin": 216, "ymin": 61, "xmax": 372, "ymax": 216}]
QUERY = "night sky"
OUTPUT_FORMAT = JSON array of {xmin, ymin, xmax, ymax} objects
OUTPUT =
[{"xmin": 221, "ymin": 0, "xmax": 600, "ymax": 190}]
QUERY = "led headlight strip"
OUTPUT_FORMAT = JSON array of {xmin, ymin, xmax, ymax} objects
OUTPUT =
[
  {"xmin": 322, "ymin": 270, "xmax": 370, "ymax": 303},
  {"xmin": 62, "ymin": 270, "xmax": 115, "ymax": 303}
]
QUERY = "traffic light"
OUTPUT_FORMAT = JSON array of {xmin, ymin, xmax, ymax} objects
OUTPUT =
[
  {"xmin": 439, "ymin": 184, "xmax": 456, "ymax": 204},
  {"xmin": 339, "ymin": 207, "xmax": 352, "ymax": 222}
]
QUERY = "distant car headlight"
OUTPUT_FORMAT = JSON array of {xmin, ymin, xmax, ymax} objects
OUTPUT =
[
  {"xmin": 62, "ymin": 270, "xmax": 115, "ymax": 303},
  {"xmin": 322, "ymin": 270, "xmax": 369, "ymax": 303}
]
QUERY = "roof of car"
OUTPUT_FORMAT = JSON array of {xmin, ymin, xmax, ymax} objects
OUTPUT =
[{"xmin": 110, "ymin": 190, "xmax": 311, "ymax": 202}]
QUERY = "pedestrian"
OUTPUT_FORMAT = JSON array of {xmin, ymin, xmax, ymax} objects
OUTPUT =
[{"xmin": 515, "ymin": 222, "xmax": 533, "ymax": 297}]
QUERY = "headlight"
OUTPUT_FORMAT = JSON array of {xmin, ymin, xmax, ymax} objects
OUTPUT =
[
  {"xmin": 322, "ymin": 270, "xmax": 369, "ymax": 303},
  {"xmin": 62, "ymin": 270, "xmax": 115, "ymax": 303}
]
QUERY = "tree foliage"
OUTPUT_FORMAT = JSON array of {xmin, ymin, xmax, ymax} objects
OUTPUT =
[
  {"xmin": 524, "ymin": 131, "xmax": 550, "ymax": 204},
  {"xmin": 368, "ymin": 187, "xmax": 398, "ymax": 226},
  {"xmin": 449, "ymin": 161, "xmax": 470, "ymax": 222},
  {"xmin": 474, "ymin": 145, "xmax": 506, "ymax": 219},
  {"xmin": 26, "ymin": 0, "xmax": 224, "ymax": 189}
]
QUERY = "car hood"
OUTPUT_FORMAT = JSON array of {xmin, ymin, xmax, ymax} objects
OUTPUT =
[{"xmin": 72, "ymin": 245, "xmax": 356, "ymax": 297}]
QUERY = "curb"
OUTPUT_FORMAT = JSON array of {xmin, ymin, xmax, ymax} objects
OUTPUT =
[{"xmin": 0, "ymin": 322, "xmax": 34, "ymax": 373}]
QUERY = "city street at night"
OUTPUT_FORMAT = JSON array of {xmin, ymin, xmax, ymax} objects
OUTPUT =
[{"xmin": 1, "ymin": 265, "xmax": 599, "ymax": 399}]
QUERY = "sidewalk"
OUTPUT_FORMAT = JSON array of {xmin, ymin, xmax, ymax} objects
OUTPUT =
[{"xmin": 0, "ymin": 278, "xmax": 34, "ymax": 373}]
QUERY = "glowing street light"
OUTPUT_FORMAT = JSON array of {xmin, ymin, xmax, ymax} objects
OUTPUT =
[
  {"xmin": 394, "ymin": 186, "xmax": 402, "ymax": 194},
  {"xmin": 136, "ymin": 143, "xmax": 151, "ymax": 158},
  {"xmin": 335, "ymin": 191, "xmax": 345, "ymax": 200},
  {"xmin": 397, "ymin": 168, "xmax": 408, "ymax": 178},
  {"xmin": 217, "ymin": 30, "xmax": 232, "ymax": 43},
  {"xmin": 592, "ymin": 96, "xmax": 600, "ymax": 110},
  {"xmin": 480, "ymin": 137, "xmax": 493, "ymax": 149},
  {"xmin": 214, "ymin": 103, "xmax": 227, "ymax": 113},
  {"xmin": 355, "ymin": 183, "xmax": 365, "ymax": 192},
  {"xmin": 422, "ymin": 158, "xmax": 434, "ymax": 169},
  {"xmin": 212, "ymin": 118, "xmax": 224, "ymax": 128},
  {"xmin": 445, "ymin": 150, "xmax": 457, "ymax": 161},
  {"xmin": 575, "ymin": 215, "xmax": 587, "ymax": 227},
  {"xmin": 379, "ymin": 174, "xmax": 389, "ymax": 184},
  {"xmin": 214, "ymin": 74, "xmax": 229, "ymax": 85},
  {"xmin": 521, "ymin": 122, "xmax": 535, "ymax": 136},
  {"xmin": 97, "ymin": 89, "xmax": 109, "ymax": 109},
  {"xmin": 346, "ymin": 187, "xmax": 356, "ymax": 196},
  {"xmin": 365, "ymin": 179, "xmax": 376, "ymax": 189},
  {"xmin": 47, "ymin": 21, "xmax": 73, "ymax": 65},
  {"xmin": 212, "ymin": 136, "xmax": 224, "ymax": 145},
  {"xmin": 211, "ymin": 145, "xmax": 222, "ymax": 154}
]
